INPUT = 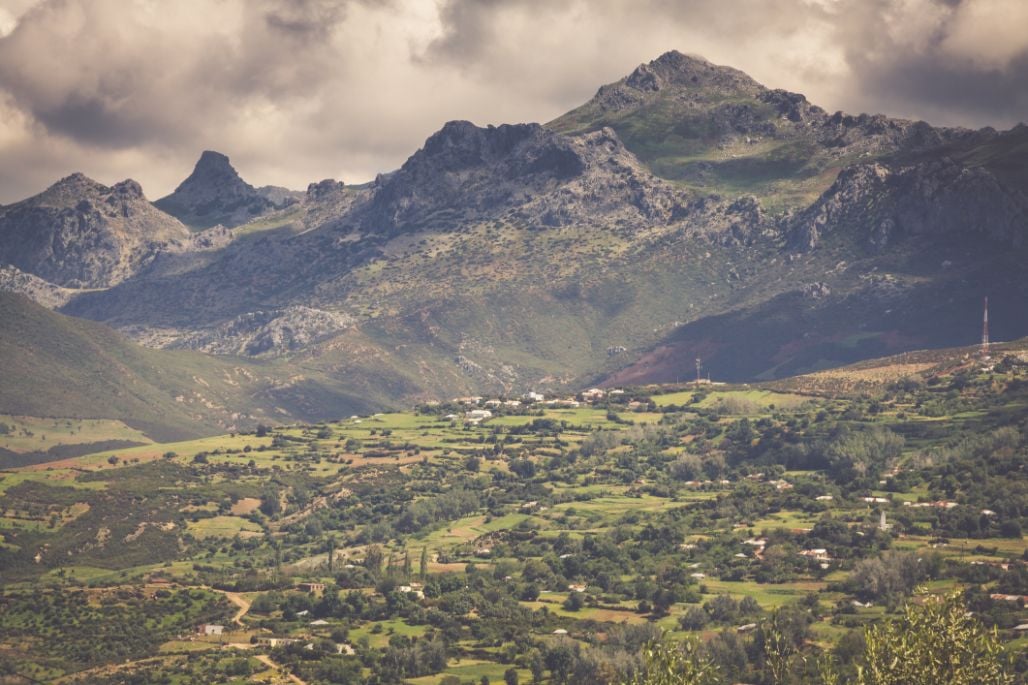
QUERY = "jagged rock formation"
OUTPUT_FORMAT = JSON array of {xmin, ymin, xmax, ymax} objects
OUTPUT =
[
  {"xmin": 155, "ymin": 150, "xmax": 295, "ymax": 229},
  {"xmin": 170, "ymin": 306, "xmax": 355, "ymax": 356},
  {"xmin": 0, "ymin": 174, "xmax": 191, "ymax": 288},
  {"xmin": 356, "ymin": 121, "xmax": 688, "ymax": 233},
  {"xmin": 790, "ymin": 159, "xmax": 1028, "ymax": 251},
  {"xmin": 0, "ymin": 264, "xmax": 77, "ymax": 308}
]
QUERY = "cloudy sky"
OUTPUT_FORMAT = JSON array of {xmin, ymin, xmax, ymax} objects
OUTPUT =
[{"xmin": 0, "ymin": 0, "xmax": 1026, "ymax": 204}]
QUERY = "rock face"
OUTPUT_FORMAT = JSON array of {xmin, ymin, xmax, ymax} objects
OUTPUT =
[
  {"xmin": 155, "ymin": 151, "xmax": 294, "ymax": 229},
  {"xmin": 790, "ymin": 159, "xmax": 1028, "ymax": 251},
  {"xmin": 0, "ymin": 264, "xmax": 77, "ymax": 308},
  {"xmin": 0, "ymin": 173, "xmax": 191, "ymax": 288},
  {"xmin": 357, "ymin": 121, "xmax": 688, "ymax": 234},
  {"xmin": 170, "ymin": 306, "xmax": 354, "ymax": 356}
]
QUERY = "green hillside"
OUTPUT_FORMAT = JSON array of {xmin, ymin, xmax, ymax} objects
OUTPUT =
[{"xmin": 0, "ymin": 293, "xmax": 380, "ymax": 441}]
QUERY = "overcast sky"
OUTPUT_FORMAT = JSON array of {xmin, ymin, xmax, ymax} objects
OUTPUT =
[{"xmin": 0, "ymin": 0, "xmax": 1026, "ymax": 204}]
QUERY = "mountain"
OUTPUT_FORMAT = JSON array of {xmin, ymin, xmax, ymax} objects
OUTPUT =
[
  {"xmin": 0, "ymin": 292, "xmax": 380, "ymax": 441},
  {"xmin": 154, "ymin": 150, "xmax": 298, "ymax": 229},
  {"xmin": 0, "ymin": 173, "xmax": 192, "ymax": 288},
  {"xmin": 355, "ymin": 121, "xmax": 687, "ymax": 234},
  {"xmin": 4, "ymin": 51, "xmax": 1027, "ymax": 405},
  {"xmin": 550, "ymin": 50, "xmax": 991, "ymax": 211}
]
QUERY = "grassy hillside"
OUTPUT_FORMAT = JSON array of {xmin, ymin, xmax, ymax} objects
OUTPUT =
[{"xmin": 0, "ymin": 293, "xmax": 381, "ymax": 441}]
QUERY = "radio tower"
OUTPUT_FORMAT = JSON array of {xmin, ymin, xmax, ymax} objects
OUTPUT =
[
  {"xmin": 695, "ymin": 358, "xmax": 702, "ymax": 386},
  {"xmin": 981, "ymin": 296, "xmax": 990, "ymax": 358}
]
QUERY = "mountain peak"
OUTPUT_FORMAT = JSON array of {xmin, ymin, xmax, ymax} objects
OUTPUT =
[
  {"xmin": 185, "ymin": 150, "xmax": 243, "ymax": 185},
  {"xmin": 155, "ymin": 150, "xmax": 279, "ymax": 229},
  {"xmin": 50, "ymin": 172, "xmax": 105, "ymax": 192},
  {"xmin": 626, "ymin": 50, "xmax": 761, "ymax": 94},
  {"xmin": 195, "ymin": 150, "xmax": 234, "ymax": 172},
  {"xmin": 0, "ymin": 172, "xmax": 189, "ymax": 288},
  {"xmin": 111, "ymin": 178, "xmax": 145, "ymax": 199}
]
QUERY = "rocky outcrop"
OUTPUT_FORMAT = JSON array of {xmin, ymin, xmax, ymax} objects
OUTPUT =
[
  {"xmin": 0, "ymin": 264, "xmax": 78, "ymax": 308},
  {"xmin": 589, "ymin": 50, "xmax": 764, "ymax": 113},
  {"xmin": 789, "ymin": 159, "xmax": 1028, "ymax": 251},
  {"xmin": 357, "ymin": 121, "xmax": 689, "ymax": 233},
  {"xmin": 0, "ymin": 173, "xmax": 192, "ymax": 287},
  {"xmin": 155, "ymin": 150, "xmax": 293, "ymax": 229},
  {"xmin": 169, "ymin": 306, "xmax": 355, "ymax": 356}
]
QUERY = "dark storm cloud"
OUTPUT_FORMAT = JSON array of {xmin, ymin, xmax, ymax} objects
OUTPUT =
[
  {"xmin": 0, "ymin": 0, "xmax": 1023, "ymax": 204},
  {"xmin": 829, "ymin": 0, "xmax": 1028, "ymax": 126}
]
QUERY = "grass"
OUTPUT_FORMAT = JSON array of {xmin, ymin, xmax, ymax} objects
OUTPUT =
[
  {"xmin": 185, "ymin": 516, "xmax": 263, "ymax": 540},
  {"xmin": 349, "ymin": 618, "xmax": 428, "ymax": 649},
  {"xmin": 0, "ymin": 415, "xmax": 153, "ymax": 454},
  {"xmin": 700, "ymin": 579, "xmax": 828, "ymax": 609},
  {"xmin": 408, "ymin": 661, "xmax": 529, "ymax": 685}
]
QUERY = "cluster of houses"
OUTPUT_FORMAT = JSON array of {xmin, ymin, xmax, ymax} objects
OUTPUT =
[{"xmin": 447, "ymin": 388, "xmax": 630, "ymax": 423}]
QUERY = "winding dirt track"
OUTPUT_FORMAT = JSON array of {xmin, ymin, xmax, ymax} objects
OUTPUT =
[{"xmin": 255, "ymin": 653, "xmax": 310, "ymax": 685}]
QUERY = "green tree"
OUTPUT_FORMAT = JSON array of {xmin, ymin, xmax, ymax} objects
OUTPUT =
[
  {"xmin": 853, "ymin": 590, "xmax": 1012, "ymax": 685},
  {"xmin": 625, "ymin": 639, "xmax": 720, "ymax": 685}
]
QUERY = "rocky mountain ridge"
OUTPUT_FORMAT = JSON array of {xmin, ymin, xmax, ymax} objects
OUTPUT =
[
  {"xmin": 0, "ymin": 173, "xmax": 192, "ymax": 288},
  {"xmin": 1, "ymin": 50, "xmax": 1027, "ymax": 419}
]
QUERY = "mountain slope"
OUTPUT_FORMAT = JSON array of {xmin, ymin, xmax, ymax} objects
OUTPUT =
[
  {"xmin": 154, "ymin": 150, "xmax": 296, "ymax": 229},
  {"xmin": 0, "ymin": 292, "xmax": 381, "ymax": 440},
  {"xmin": 0, "ymin": 174, "xmax": 191, "ymax": 288}
]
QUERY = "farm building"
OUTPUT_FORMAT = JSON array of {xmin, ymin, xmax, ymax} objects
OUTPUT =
[{"xmin": 256, "ymin": 637, "xmax": 299, "ymax": 648}]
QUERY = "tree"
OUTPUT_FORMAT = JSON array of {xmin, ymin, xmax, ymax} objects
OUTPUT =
[
  {"xmin": 259, "ymin": 489, "xmax": 280, "ymax": 516},
  {"xmin": 544, "ymin": 638, "xmax": 579, "ymax": 685},
  {"xmin": 326, "ymin": 535, "xmax": 336, "ymax": 574},
  {"xmin": 504, "ymin": 667, "xmax": 519, "ymax": 685},
  {"xmin": 420, "ymin": 547, "xmax": 429, "ymax": 580},
  {"xmin": 563, "ymin": 591, "xmax": 585, "ymax": 611},
  {"xmin": 625, "ymin": 639, "xmax": 720, "ymax": 685},
  {"xmin": 852, "ymin": 590, "xmax": 1013, "ymax": 685}
]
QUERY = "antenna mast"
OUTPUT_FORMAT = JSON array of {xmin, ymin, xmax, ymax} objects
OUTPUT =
[{"xmin": 981, "ymin": 296, "xmax": 990, "ymax": 357}]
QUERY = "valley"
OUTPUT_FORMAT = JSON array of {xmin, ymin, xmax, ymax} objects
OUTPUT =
[{"xmin": 0, "ymin": 343, "xmax": 1025, "ymax": 683}]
